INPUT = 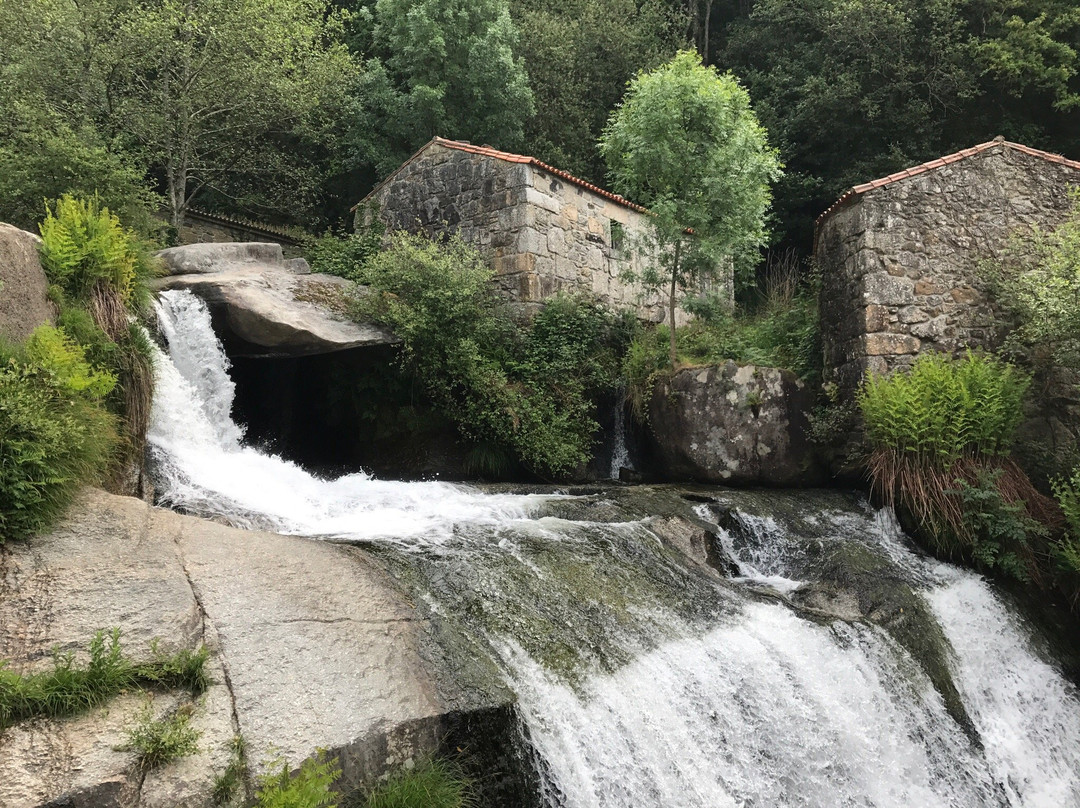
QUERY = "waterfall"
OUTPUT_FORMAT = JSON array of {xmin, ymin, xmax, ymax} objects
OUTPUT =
[
  {"xmin": 148, "ymin": 289, "xmax": 1080, "ymax": 807},
  {"xmin": 608, "ymin": 400, "xmax": 633, "ymax": 480}
]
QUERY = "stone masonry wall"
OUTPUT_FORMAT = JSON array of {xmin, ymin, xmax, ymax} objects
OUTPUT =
[
  {"xmin": 361, "ymin": 143, "xmax": 727, "ymax": 323},
  {"xmin": 817, "ymin": 143, "xmax": 1080, "ymax": 397}
]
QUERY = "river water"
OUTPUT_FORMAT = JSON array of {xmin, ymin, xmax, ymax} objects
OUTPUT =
[{"xmin": 148, "ymin": 289, "xmax": 1080, "ymax": 808}]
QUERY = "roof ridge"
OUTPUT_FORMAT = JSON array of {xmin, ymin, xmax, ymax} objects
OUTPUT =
[{"xmin": 817, "ymin": 139, "xmax": 1080, "ymax": 225}]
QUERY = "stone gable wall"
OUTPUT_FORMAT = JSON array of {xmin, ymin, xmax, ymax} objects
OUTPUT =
[
  {"xmin": 816, "ymin": 145, "xmax": 1080, "ymax": 396},
  {"xmin": 360, "ymin": 144, "xmax": 729, "ymax": 323}
]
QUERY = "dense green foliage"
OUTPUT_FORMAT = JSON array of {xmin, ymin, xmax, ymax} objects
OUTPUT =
[
  {"xmin": 857, "ymin": 352, "xmax": 1054, "ymax": 583},
  {"xmin": 988, "ymin": 192, "xmax": 1080, "ymax": 370},
  {"xmin": 3, "ymin": 0, "xmax": 1078, "ymax": 244},
  {"xmin": 256, "ymin": 753, "xmax": 341, "ymax": 808},
  {"xmin": 511, "ymin": 0, "xmax": 680, "ymax": 182},
  {"xmin": 601, "ymin": 50, "xmax": 781, "ymax": 362},
  {"xmin": 121, "ymin": 700, "xmax": 202, "ymax": 770},
  {"xmin": 0, "ymin": 629, "xmax": 209, "ymax": 729},
  {"xmin": 350, "ymin": 232, "xmax": 630, "ymax": 477},
  {"xmin": 0, "ymin": 327, "xmax": 119, "ymax": 542},
  {"xmin": 346, "ymin": 0, "xmax": 535, "ymax": 177},
  {"xmin": 356, "ymin": 758, "xmax": 475, "ymax": 808},
  {"xmin": 858, "ymin": 352, "xmax": 1028, "ymax": 468},
  {"xmin": 39, "ymin": 195, "xmax": 154, "ymax": 308},
  {"xmin": 1052, "ymin": 469, "xmax": 1080, "ymax": 607}
]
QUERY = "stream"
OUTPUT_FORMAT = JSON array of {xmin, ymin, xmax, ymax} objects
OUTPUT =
[{"xmin": 147, "ymin": 289, "xmax": 1080, "ymax": 808}]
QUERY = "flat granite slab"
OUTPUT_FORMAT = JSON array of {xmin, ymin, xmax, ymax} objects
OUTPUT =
[{"xmin": 0, "ymin": 489, "xmax": 448, "ymax": 808}]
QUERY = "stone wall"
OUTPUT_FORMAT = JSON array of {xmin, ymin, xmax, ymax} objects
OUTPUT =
[
  {"xmin": 360, "ymin": 142, "xmax": 727, "ymax": 323},
  {"xmin": 178, "ymin": 211, "xmax": 301, "ymax": 256},
  {"xmin": 816, "ymin": 142, "xmax": 1080, "ymax": 397}
]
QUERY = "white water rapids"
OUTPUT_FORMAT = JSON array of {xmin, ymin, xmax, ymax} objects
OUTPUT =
[{"xmin": 148, "ymin": 289, "xmax": 1080, "ymax": 807}]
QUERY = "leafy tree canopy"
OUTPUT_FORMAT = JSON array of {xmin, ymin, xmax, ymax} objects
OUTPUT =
[{"xmin": 601, "ymin": 50, "xmax": 781, "ymax": 362}]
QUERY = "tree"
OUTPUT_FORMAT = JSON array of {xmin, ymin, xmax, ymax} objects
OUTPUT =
[
  {"xmin": 510, "ymin": 0, "xmax": 681, "ymax": 182},
  {"xmin": 105, "ymin": 0, "xmax": 354, "ymax": 228},
  {"xmin": 343, "ymin": 0, "xmax": 535, "ymax": 178},
  {"xmin": 600, "ymin": 50, "xmax": 781, "ymax": 364}
]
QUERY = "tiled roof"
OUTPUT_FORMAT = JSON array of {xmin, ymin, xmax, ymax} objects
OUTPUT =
[
  {"xmin": 355, "ymin": 137, "xmax": 648, "ymax": 213},
  {"xmin": 817, "ymin": 138, "xmax": 1080, "ymax": 225}
]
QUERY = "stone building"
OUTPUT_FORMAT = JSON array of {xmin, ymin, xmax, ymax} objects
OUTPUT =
[
  {"xmin": 355, "ymin": 137, "xmax": 730, "ymax": 323},
  {"xmin": 815, "ymin": 137, "xmax": 1080, "ymax": 396}
]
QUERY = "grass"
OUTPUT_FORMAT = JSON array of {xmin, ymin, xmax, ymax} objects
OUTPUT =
[
  {"xmin": 120, "ymin": 698, "xmax": 201, "ymax": 770},
  {"xmin": 213, "ymin": 735, "xmax": 248, "ymax": 805},
  {"xmin": 351, "ymin": 758, "xmax": 476, "ymax": 808},
  {"xmin": 0, "ymin": 629, "xmax": 209, "ymax": 730}
]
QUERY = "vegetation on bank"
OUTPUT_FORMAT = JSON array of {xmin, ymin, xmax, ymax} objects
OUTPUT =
[
  {"xmin": 0, "ymin": 196, "xmax": 157, "ymax": 543},
  {"xmin": 248, "ymin": 752, "xmax": 474, "ymax": 808},
  {"xmin": 0, "ymin": 629, "xmax": 208, "ymax": 730}
]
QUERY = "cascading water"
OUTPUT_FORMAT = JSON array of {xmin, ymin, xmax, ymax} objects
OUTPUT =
[{"xmin": 148, "ymin": 289, "xmax": 1080, "ymax": 807}]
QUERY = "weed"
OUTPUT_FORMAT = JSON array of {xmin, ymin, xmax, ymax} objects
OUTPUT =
[
  {"xmin": 256, "ymin": 752, "xmax": 341, "ymax": 808},
  {"xmin": 213, "ymin": 735, "xmax": 248, "ymax": 806},
  {"xmin": 0, "ymin": 629, "xmax": 209, "ymax": 729},
  {"xmin": 352, "ymin": 758, "xmax": 476, "ymax": 808},
  {"xmin": 120, "ymin": 698, "xmax": 201, "ymax": 770}
]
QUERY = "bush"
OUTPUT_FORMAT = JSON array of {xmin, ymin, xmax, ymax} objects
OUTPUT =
[
  {"xmin": 121, "ymin": 700, "xmax": 201, "ymax": 770},
  {"xmin": 986, "ymin": 191, "xmax": 1080, "ymax": 370},
  {"xmin": 1051, "ymin": 470, "xmax": 1080, "ymax": 608},
  {"xmin": 352, "ymin": 232, "xmax": 627, "ymax": 477},
  {"xmin": 858, "ymin": 351, "xmax": 1027, "ymax": 468},
  {"xmin": 306, "ymin": 227, "xmax": 383, "ymax": 283},
  {"xmin": 256, "ymin": 753, "xmax": 341, "ymax": 808},
  {"xmin": 0, "ymin": 327, "xmax": 119, "ymax": 541},
  {"xmin": 357, "ymin": 758, "xmax": 474, "ymax": 808},
  {"xmin": 858, "ymin": 351, "xmax": 1054, "ymax": 580},
  {"xmin": 38, "ymin": 194, "xmax": 156, "ymax": 311},
  {"xmin": 0, "ymin": 127, "xmax": 160, "ymax": 236}
]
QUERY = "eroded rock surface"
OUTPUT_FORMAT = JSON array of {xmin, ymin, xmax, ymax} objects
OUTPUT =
[
  {"xmin": 0, "ymin": 222, "xmax": 53, "ymax": 342},
  {"xmin": 648, "ymin": 362, "xmax": 818, "ymax": 486},
  {"xmin": 154, "ymin": 242, "xmax": 395, "ymax": 356},
  {"xmin": 0, "ymin": 489, "xmax": 455, "ymax": 808}
]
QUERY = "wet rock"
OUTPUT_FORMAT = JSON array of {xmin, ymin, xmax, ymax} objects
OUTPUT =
[
  {"xmin": 154, "ymin": 242, "xmax": 396, "ymax": 357},
  {"xmin": 0, "ymin": 489, "xmax": 480, "ymax": 807},
  {"xmin": 647, "ymin": 362, "xmax": 819, "ymax": 486},
  {"xmin": 0, "ymin": 223, "xmax": 53, "ymax": 342}
]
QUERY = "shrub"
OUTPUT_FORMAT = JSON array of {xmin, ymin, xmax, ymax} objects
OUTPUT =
[
  {"xmin": 0, "ymin": 127, "xmax": 160, "ymax": 236},
  {"xmin": 306, "ymin": 227, "xmax": 383, "ymax": 283},
  {"xmin": 0, "ymin": 328, "xmax": 119, "ymax": 541},
  {"xmin": 0, "ymin": 629, "xmax": 209, "ymax": 729},
  {"xmin": 1051, "ymin": 469, "xmax": 1080, "ymax": 608},
  {"xmin": 986, "ymin": 191, "xmax": 1080, "ymax": 370},
  {"xmin": 120, "ymin": 700, "xmax": 201, "ymax": 770},
  {"xmin": 213, "ymin": 735, "xmax": 248, "ymax": 806},
  {"xmin": 858, "ymin": 351, "xmax": 1028, "ymax": 467},
  {"xmin": 353, "ymin": 232, "xmax": 627, "ymax": 477},
  {"xmin": 38, "ymin": 195, "xmax": 156, "ymax": 311},
  {"xmin": 858, "ymin": 351, "xmax": 1054, "ymax": 578},
  {"xmin": 357, "ymin": 758, "xmax": 475, "ymax": 808},
  {"xmin": 256, "ymin": 752, "xmax": 341, "ymax": 808}
]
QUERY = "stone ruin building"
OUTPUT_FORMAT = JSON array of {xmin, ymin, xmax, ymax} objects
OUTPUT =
[
  {"xmin": 815, "ymin": 137, "xmax": 1080, "ymax": 397},
  {"xmin": 354, "ymin": 137, "xmax": 731, "ymax": 324}
]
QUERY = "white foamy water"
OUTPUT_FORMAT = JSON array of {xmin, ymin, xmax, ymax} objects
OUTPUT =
[
  {"xmin": 505, "ymin": 602, "xmax": 1002, "ymax": 808},
  {"xmin": 148, "ymin": 290, "xmax": 548, "ymax": 543},
  {"xmin": 148, "ymin": 289, "xmax": 1080, "ymax": 807}
]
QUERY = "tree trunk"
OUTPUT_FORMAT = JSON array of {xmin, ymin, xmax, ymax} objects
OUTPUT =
[
  {"xmin": 703, "ymin": 1, "xmax": 712, "ymax": 65},
  {"xmin": 669, "ymin": 240, "xmax": 681, "ymax": 367}
]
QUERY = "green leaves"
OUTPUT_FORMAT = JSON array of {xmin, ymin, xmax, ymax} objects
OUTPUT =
[
  {"xmin": 858, "ymin": 351, "xmax": 1029, "ymax": 468},
  {"xmin": 349, "ymin": 232, "xmax": 626, "ymax": 477},
  {"xmin": 38, "ymin": 195, "xmax": 152, "ymax": 307}
]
